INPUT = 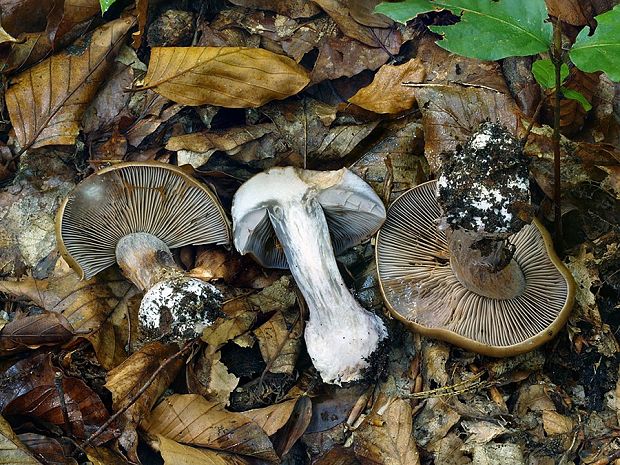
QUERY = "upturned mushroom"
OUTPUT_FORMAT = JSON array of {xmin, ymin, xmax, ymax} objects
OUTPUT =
[
  {"xmin": 376, "ymin": 123, "xmax": 575, "ymax": 356},
  {"xmin": 56, "ymin": 161, "xmax": 231, "ymax": 343},
  {"xmin": 232, "ymin": 167, "xmax": 387, "ymax": 384}
]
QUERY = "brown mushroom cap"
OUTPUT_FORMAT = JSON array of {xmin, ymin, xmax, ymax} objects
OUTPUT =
[
  {"xmin": 376, "ymin": 180, "xmax": 575, "ymax": 356},
  {"xmin": 56, "ymin": 162, "xmax": 230, "ymax": 280}
]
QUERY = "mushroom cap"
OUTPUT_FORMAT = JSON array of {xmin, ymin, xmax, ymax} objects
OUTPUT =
[
  {"xmin": 232, "ymin": 166, "xmax": 386, "ymax": 269},
  {"xmin": 376, "ymin": 180, "xmax": 575, "ymax": 357},
  {"xmin": 56, "ymin": 162, "xmax": 231, "ymax": 280}
]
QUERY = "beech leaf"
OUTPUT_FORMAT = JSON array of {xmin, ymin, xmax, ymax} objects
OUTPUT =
[
  {"xmin": 140, "ymin": 47, "xmax": 310, "ymax": 107},
  {"xmin": 5, "ymin": 17, "xmax": 134, "ymax": 150},
  {"xmin": 156, "ymin": 435, "xmax": 251, "ymax": 465},
  {"xmin": 144, "ymin": 394, "xmax": 278, "ymax": 461},
  {"xmin": 0, "ymin": 415, "xmax": 43, "ymax": 465}
]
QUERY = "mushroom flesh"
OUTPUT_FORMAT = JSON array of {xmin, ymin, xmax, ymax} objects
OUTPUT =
[
  {"xmin": 56, "ymin": 162, "xmax": 231, "ymax": 344},
  {"xmin": 232, "ymin": 167, "xmax": 387, "ymax": 384}
]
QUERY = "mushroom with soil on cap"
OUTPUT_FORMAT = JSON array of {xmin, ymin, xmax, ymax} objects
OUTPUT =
[
  {"xmin": 56, "ymin": 161, "xmax": 231, "ymax": 344},
  {"xmin": 232, "ymin": 166, "xmax": 388, "ymax": 385},
  {"xmin": 376, "ymin": 123, "xmax": 575, "ymax": 356}
]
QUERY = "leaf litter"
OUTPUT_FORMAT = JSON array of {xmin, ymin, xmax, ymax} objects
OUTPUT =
[{"xmin": 0, "ymin": 1, "xmax": 618, "ymax": 464}]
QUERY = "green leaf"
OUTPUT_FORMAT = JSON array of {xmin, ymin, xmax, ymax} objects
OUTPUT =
[
  {"xmin": 570, "ymin": 5, "xmax": 620, "ymax": 82},
  {"xmin": 532, "ymin": 59, "xmax": 569, "ymax": 89},
  {"xmin": 561, "ymin": 87, "xmax": 592, "ymax": 111},
  {"xmin": 375, "ymin": 0, "xmax": 553, "ymax": 60},
  {"xmin": 99, "ymin": 0, "xmax": 116, "ymax": 14}
]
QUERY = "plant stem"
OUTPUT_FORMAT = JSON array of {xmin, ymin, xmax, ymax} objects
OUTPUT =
[{"xmin": 552, "ymin": 20, "xmax": 563, "ymax": 246}]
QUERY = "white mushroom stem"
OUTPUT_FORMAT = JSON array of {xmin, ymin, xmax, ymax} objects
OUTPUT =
[
  {"xmin": 268, "ymin": 198, "xmax": 387, "ymax": 385},
  {"xmin": 115, "ymin": 232, "xmax": 184, "ymax": 292}
]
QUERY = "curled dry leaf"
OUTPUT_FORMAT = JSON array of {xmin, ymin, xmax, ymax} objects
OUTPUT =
[
  {"xmin": 0, "ymin": 414, "xmax": 43, "ymax": 465},
  {"xmin": 144, "ymin": 394, "xmax": 278, "ymax": 461},
  {"xmin": 0, "ymin": 354, "xmax": 115, "ymax": 443},
  {"xmin": 0, "ymin": 258, "xmax": 138, "ymax": 370},
  {"xmin": 5, "ymin": 17, "xmax": 134, "ymax": 151},
  {"xmin": 187, "ymin": 350, "xmax": 239, "ymax": 406},
  {"xmin": 242, "ymin": 398, "xmax": 298, "ymax": 436},
  {"xmin": 271, "ymin": 395, "xmax": 312, "ymax": 457},
  {"xmin": 46, "ymin": 0, "xmax": 101, "ymax": 44},
  {"xmin": 139, "ymin": 47, "xmax": 310, "ymax": 107},
  {"xmin": 348, "ymin": 59, "xmax": 425, "ymax": 114},
  {"xmin": 254, "ymin": 308, "xmax": 303, "ymax": 375},
  {"xmin": 156, "ymin": 434, "xmax": 251, "ymax": 465},
  {"xmin": 353, "ymin": 398, "xmax": 420, "ymax": 465},
  {"xmin": 0, "ymin": 312, "xmax": 75, "ymax": 353}
]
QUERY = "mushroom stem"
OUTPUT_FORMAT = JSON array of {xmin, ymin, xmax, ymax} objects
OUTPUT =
[
  {"xmin": 446, "ymin": 228, "xmax": 525, "ymax": 299},
  {"xmin": 268, "ymin": 198, "xmax": 387, "ymax": 385},
  {"xmin": 115, "ymin": 232, "xmax": 184, "ymax": 292}
]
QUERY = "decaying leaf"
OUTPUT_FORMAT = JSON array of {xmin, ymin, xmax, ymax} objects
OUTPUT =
[
  {"xmin": 413, "ymin": 397, "xmax": 460, "ymax": 448},
  {"xmin": 202, "ymin": 301, "xmax": 257, "ymax": 352},
  {"xmin": 542, "ymin": 410, "xmax": 574, "ymax": 436},
  {"xmin": 17, "ymin": 433, "xmax": 78, "ymax": 465},
  {"xmin": 353, "ymin": 397, "xmax": 420, "ymax": 465},
  {"xmin": 156, "ymin": 434, "xmax": 251, "ymax": 465},
  {"xmin": 0, "ymin": 415, "xmax": 43, "ymax": 465},
  {"xmin": 349, "ymin": 59, "xmax": 424, "ymax": 114},
  {"xmin": 105, "ymin": 342, "xmax": 184, "ymax": 457},
  {"xmin": 242, "ymin": 398, "xmax": 298, "ymax": 436},
  {"xmin": 0, "ymin": 353, "xmax": 116, "ymax": 443},
  {"xmin": 0, "ymin": 258, "xmax": 138, "ymax": 369},
  {"xmin": 187, "ymin": 349, "xmax": 240, "ymax": 406},
  {"xmin": 5, "ymin": 17, "xmax": 134, "ymax": 151},
  {"xmin": 271, "ymin": 395, "xmax": 312, "ymax": 457},
  {"xmin": 144, "ymin": 394, "xmax": 278, "ymax": 461},
  {"xmin": 254, "ymin": 308, "xmax": 303, "ymax": 375},
  {"xmin": 0, "ymin": 312, "xmax": 75, "ymax": 353},
  {"xmin": 139, "ymin": 46, "xmax": 310, "ymax": 107}
]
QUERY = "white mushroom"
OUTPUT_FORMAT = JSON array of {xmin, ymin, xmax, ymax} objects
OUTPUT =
[{"xmin": 232, "ymin": 167, "xmax": 387, "ymax": 385}]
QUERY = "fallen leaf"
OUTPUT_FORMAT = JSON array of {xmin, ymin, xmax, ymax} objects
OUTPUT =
[
  {"xmin": 471, "ymin": 443, "xmax": 524, "ymax": 465},
  {"xmin": 545, "ymin": 0, "xmax": 601, "ymax": 26},
  {"xmin": 145, "ymin": 394, "xmax": 278, "ymax": 461},
  {"xmin": 131, "ymin": 0, "xmax": 149, "ymax": 48},
  {"xmin": 17, "ymin": 433, "xmax": 78, "ymax": 465},
  {"xmin": 202, "ymin": 302, "xmax": 257, "ymax": 352},
  {"xmin": 0, "ymin": 414, "xmax": 43, "ymax": 465},
  {"xmin": 187, "ymin": 349, "xmax": 240, "ymax": 406},
  {"xmin": 46, "ymin": 0, "xmax": 100, "ymax": 44},
  {"xmin": 139, "ymin": 47, "xmax": 310, "ymax": 107},
  {"xmin": 413, "ymin": 397, "xmax": 460, "ymax": 448},
  {"xmin": 5, "ymin": 17, "xmax": 134, "ymax": 151},
  {"xmin": 247, "ymin": 275, "xmax": 297, "ymax": 313},
  {"xmin": 349, "ymin": 59, "xmax": 424, "ymax": 114},
  {"xmin": 125, "ymin": 92, "xmax": 184, "ymax": 147},
  {"xmin": 312, "ymin": 446, "xmax": 360, "ymax": 465},
  {"xmin": 242, "ymin": 399, "xmax": 298, "ymax": 436},
  {"xmin": 254, "ymin": 308, "xmax": 303, "ymax": 375},
  {"xmin": 227, "ymin": 0, "xmax": 320, "ymax": 18},
  {"xmin": 462, "ymin": 421, "xmax": 508, "ymax": 447},
  {"xmin": 156, "ymin": 434, "xmax": 251, "ymax": 465},
  {"xmin": 0, "ymin": 312, "xmax": 75, "ymax": 353},
  {"xmin": 427, "ymin": 432, "xmax": 470, "ymax": 465},
  {"xmin": 353, "ymin": 397, "xmax": 420, "ymax": 465},
  {"xmin": 271, "ymin": 395, "xmax": 312, "ymax": 457},
  {"xmin": 0, "ymin": 353, "xmax": 116, "ymax": 443},
  {"xmin": 0, "ymin": 0, "xmax": 53, "ymax": 37},
  {"xmin": 0, "ymin": 258, "xmax": 138, "ymax": 369},
  {"xmin": 542, "ymin": 410, "xmax": 574, "ymax": 436},
  {"xmin": 85, "ymin": 446, "xmax": 132, "ymax": 465},
  {"xmin": 514, "ymin": 384, "xmax": 555, "ymax": 417}
]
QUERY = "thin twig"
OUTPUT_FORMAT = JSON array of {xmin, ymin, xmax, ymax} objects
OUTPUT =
[
  {"xmin": 520, "ymin": 95, "xmax": 546, "ymax": 148},
  {"xmin": 80, "ymin": 340, "xmax": 196, "ymax": 448}
]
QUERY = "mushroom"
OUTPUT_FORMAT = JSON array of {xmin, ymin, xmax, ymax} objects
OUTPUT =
[
  {"xmin": 56, "ymin": 161, "xmax": 231, "ymax": 343},
  {"xmin": 376, "ymin": 123, "xmax": 575, "ymax": 356},
  {"xmin": 232, "ymin": 166, "xmax": 387, "ymax": 384}
]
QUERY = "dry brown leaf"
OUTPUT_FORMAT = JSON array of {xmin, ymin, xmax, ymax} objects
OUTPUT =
[
  {"xmin": 0, "ymin": 312, "xmax": 74, "ymax": 353},
  {"xmin": 5, "ymin": 17, "xmax": 134, "ymax": 151},
  {"xmin": 17, "ymin": 433, "xmax": 78, "ymax": 465},
  {"xmin": 254, "ymin": 308, "xmax": 303, "ymax": 375},
  {"xmin": 201, "ymin": 303, "xmax": 257, "ymax": 352},
  {"xmin": 514, "ymin": 385, "xmax": 555, "ymax": 417},
  {"xmin": 132, "ymin": 0, "xmax": 149, "ymax": 49},
  {"xmin": 247, "ymin": 275, "xmax": 297, "ymax": 313},
  {"xmin": 0, "ymin": 0, "xmax": 53, "ymax": 37},
  {"xmin": 140, "ymin": 47, "xmax": 310, "ymax": 107},
  {"xmin": 0, "ymin": 353, "xmax": 116, "ymax": 443},
  {"xmin": 85, "ymin": 446, "xmax": 132, "ymax": 465},
  {"xmin": 313, "ymin": 0, "xmax": 392, "ymax": 46},
  {"xmin": 187, "ymin": 350, "xmax": 240, "ymax": 406},
  {"xmin": 47, "ymin": 0, "xmax": 100, "ymax": 44},
  {"xmin": 0, "ymin": 25, "xmax": 17, "ymax": 45},
  {"xmin": 156, "ymin": 434, "xmax": 251, "ymax": 465},
  {"xmin": 106, "ymin": 342, "xmax": 183, "ymax": 437},
  {"xmin": 0, "ymin": 258, "xmax": 137, "ymax": 369},
  {"xmin": 313, "ymin": 446, "xmax": 361, "ymax": 465},
  {"xmin": 144, "ymin": 394, "xmax": 278, "ymax": 461},
  {"xmin": 545, "ymin": 0, "xmax": 615, "ymax": 26},
  {"xmin": 125, "ymin": 92, "xmax": 184, "ymax": 147},
  {"xmin": 349, "ymin": 59, "xmax": 425, "ymax": 114},
  {"xmin": 227, "ymin": 0, "xmax": 320, "ymax": 18},
  {"xmin": 427, "ymin": 432, "xmax": 470, "ymax": 465},
  {"xmin": 0, "ymin": 414, "xmax": 43, "ymax": 465},
  {"xmin": 542, "ymin": 411, "xmax": 574, "ymax": 436},
  {"xmin": 353, "ymin": 398, "xmax": 420, "ymax": 465},
  {"xmin": 167, "ymin": 124, "xmax": 275, "ymax": 161},
  {"xmin": 242, "ymin": 399, "xmax": 298, "ymax": 436},
  {"xmin": 472, "ymin": 443, "xmax": 524, "ymax": 465},
  {"xmin": 271, "ymin": 395, "xmax": 312, "ymax": 457},
  {"xmin": 413, "ymin": 397, "xmax": 460, "ymax": 447}
]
